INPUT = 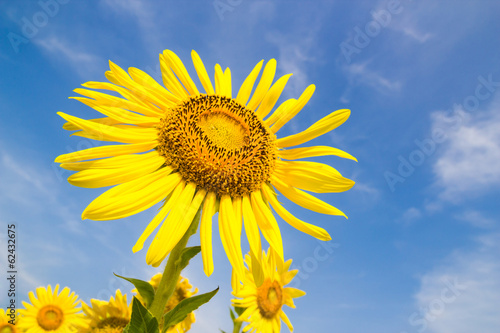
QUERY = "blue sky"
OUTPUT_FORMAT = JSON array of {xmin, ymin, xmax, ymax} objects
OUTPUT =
[{"xmin": 1, "ymin": 0, "xmax": 500, "ymax": 332}]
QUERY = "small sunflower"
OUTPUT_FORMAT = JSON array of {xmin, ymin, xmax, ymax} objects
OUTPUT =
[
  {"xmin": 18, "ymin": 284, "xmax": 85, "ymax": 333},
  {"xmin": 132, "ymin": 273, "xmax": 197, "ymax": 333},
  {"xmin": 0, "ymin": 308, "xmax": 19, "ymax": 333},
  {"xmin": 56, "ymin": 49, "xmax": 355, "ymax": 276},
  {"xmin": 232, "ymin": 249, "xmax": 305, "ymax": 333},
  {"xmin": 77, "ymin": 290, "xmax": 131, "ymax": 333}
]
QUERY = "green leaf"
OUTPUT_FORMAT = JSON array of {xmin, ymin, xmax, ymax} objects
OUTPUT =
[
  {"xmin": 229, "ymin": 307, "xmax": 236, "ymax": 321},
  {"xmin": 124, "ymin": 297, "xmax": 159, "ymax": 333},
  {"xmin": 114, "ymin": 273, "xmax": 156, "ymax": 308},
  {"xmin": 234, "ymin": 306, "xmax": 245, "ymax": 317},
  {"xmin": 220, "ymin": 330, "xmax": 228, "ymax": 333},
  {"xmin": 175, "ymin": 246, "xmax": 201, "ymax": 271},
  {"xmin": 162, "ymin": 287, "xmax": 219, "ymax": 333}
]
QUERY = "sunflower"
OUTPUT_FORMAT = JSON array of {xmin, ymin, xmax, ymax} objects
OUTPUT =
[
  {"xmin": 0, "ymin": 308, "xmax": 19, "ymax": 333},
  {"xmin": 77, "ymin": 290, "xmax": 131, "ymax": 333},
  {"xmin": 55, "ymin": 49, "xmax": 355, "ymax": 276},
  {"xmin": 18, "ymin": 284, "xmax": 85, "ymax": 332},
  {"xmin": 132, "ymin": 273, "xmax": 197, "ymax": 333},
  {"xmin": 232, "ymin": 248, "xmax": 305, "ymax": 333}
]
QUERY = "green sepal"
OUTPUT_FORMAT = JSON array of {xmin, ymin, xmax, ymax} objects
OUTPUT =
[
  {"xmin": 229, "ymin": 307, "xmax": 236, "ymax": 321},
  {"xmin": 162, "ymin": 287, "xmax": 219, "ymax": 333},
  {"xmin": 175, "ymin": 246, "xmax": 201, "ymax": 271},
  {"xmin": 114, "ymin": 273, "xmax": 155, "ymax": 308},
  {"xmin": 234, "ymin": 306, "xmax": 245, "ymax": 317},
  {"xmin": 123, "ymin": 297, "xmax": 159, "ymax": 333}
]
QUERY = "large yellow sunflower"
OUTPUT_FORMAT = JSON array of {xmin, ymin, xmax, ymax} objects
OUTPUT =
[
  {"xmin": 0, "ymin": 308, "xmax": 19, "ymax": 333},
  {"xmin": 18, "ymin": 284, "xmax": 85, "ymax": 333},
  {"xmin": 77, "ymin": 290, "xmax": 131, "ymax": 333},
  {"xmin": 55, "ymin": 49, "xmax": 355, "ymax": 276},
  {"xmin": 132, "ymin": 273, "xmax": 197, "ymax": 333},
  {"xmin": 232, "ymin": 248, "xmax": 305, "ymax": 333}
]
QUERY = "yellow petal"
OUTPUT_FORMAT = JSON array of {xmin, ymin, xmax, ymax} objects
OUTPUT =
[
  {"xmin": 70, "ymin": 98, "xmax": 159, "ymax": 126},
  {"xmin": 131, "ymin": 180, "xmax": 182, "ymax": 251},
  {"xmin": 235, "ymin": 60, "xmax": 264, "ymax": 106},
  {"xmin": 274, "ymin": 160, "xmax": 355, "ymax": 193},
  {"xmin": 270, "ymin": 84, "xmax": 315, "ymax": 133},
  {"xmin": 67, "ymin": 152, "xmax": 164, "ymax": 188},
  {"xmin": 278, "ymin": 145, "xmax": 357, "ymax": 162},
  {"xmin": 71, "ymin": 90, "xmax": 162, "ymax": 118},
  {"xmin": 147, "ymin": 183, "xmax": 206, "ymax": 267},
  {"xmin": 159, "ymin": 53, "xmax": 188, "ymax": 98},
  {"xmin": 246, "ymin": 59, "xmax": 276, "ymax": 111},
  {"xmin": 82, "ymin": 168, "xmax": 181, "ymax": 220},
  {"xmin": 250, "ymin": 190, "xmax": 284, "ymax": 262},
  {"xmin": 55, "ymin": 141, "xmax": 156, "ymax": 163},
  {"xmin": 271, "ymin": 176, "xmax": 347, "ymax": 217},
  {"xmin": 224, "ymin": 67, "xmax": 232, "ymax": 98},
  {"xmin": 219, "ymin": 194, "xmax": 245, "ymax": 278},
  {"xmin": 262, "ymin": 184, "xmax": 331, "ymax": 241},
  {"xmin": 256, "ymin": 73, "xmax": 292, "ymax": 120},
  {"xmin": 58, "ymin": 112, "xmax": 156, "ymax": 144},
  {"xmin": 163, "ymin": 50, "xmax": 199, "ymax": 96},
  {"xmin": 63, "ymin": 117, "xmax": 121, "ymax": 131},
  {"xmin": 127, "ymin": 67, "xmax": 180, "ymax": 106},
  {"xmin": 280, "ymin": 311, "xmax": 294, "ymax": 332},
  {"xmin": 191, "ymin": 50, "xmax": 215, "ymax": 94},
  {"xmin": 201, "ymin": 191, "xmax": 217, "ymax": 276},
  {"xmin": 277, "ymin": 109, "xmax": 351, "ymax": 147},
  {"xmin": 214, "ymin": 64, "xmax": 227, "ymax": 97},
  {"xmin": 241, "ymin": 195, "xmax": 262, "ymax": 261},
  {"xmin": 263, "ymin": 98, "xmax": 296, "ymax": 128},
  {"xmin": 60, "ymin": 151, "xmax": 159, "ymax": 171}
]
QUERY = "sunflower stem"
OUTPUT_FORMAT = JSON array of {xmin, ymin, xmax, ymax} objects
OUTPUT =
[
  {"xmin": 149, "ymin": 208, "xmax": 202, "ymax": 326},
  {"xmin": 232, "ymin": 320, "xmax": 243, "ymax": 333}
]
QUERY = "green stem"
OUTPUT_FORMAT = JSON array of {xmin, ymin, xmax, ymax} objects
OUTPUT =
[
  {"xmin": 149, "ymin": 209, "xmax": 202, "ymax": 325},
  {"xmin": 232, "ymin": 320, "xmax": 243, "ymax": 333}
]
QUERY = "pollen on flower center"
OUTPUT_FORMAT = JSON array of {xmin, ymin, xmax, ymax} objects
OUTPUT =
[
  {"xmin": 97, "ymin": 317, "xmax": 130, "ymax": 329},
  {"xmin": 0, "ymin": 324, "xmax": 16, "ymax": 333},
  {"xmin": 157, "ymin": 95, "xmax": 277, "ymax": 197},
  {"xmin": 256, "ymin": 278, "xmax": 283, "ymax": 319},
  {"xmin": 37, "ymin": 305, "xmax": 64, "ymax": 330},
  {"xmin": 198, "ymin": 110, "xmax": 250, "ymax": 150}
]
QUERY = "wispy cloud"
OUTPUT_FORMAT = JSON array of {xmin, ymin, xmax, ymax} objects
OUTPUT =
[
  {"xmin": 431, "ymin": 97, "xmax": 500, "ymax": 202},
  {"xmin": 413, "ymin": 233, "xmax": 500, "ymax": 333},
  {"xmin": 340, "ymin": 61, "xmax": 402, "ymax": 102},
  {"xmin": 35, "ymin": 36, "xmax": 101, "ymax": 79},
  {"xmin": 398, "ymin": 207, "xmax": 422, "ymax": 225},
  {"xmin": 455, "ymin": 210, "xmax": 497, "ymax": 229}
]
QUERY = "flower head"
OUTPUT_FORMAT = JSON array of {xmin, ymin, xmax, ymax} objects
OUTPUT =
[
  {"xmin": 56, "ymin": 49, "xmax": 355, "ymax": 276},
  {"xmin": 0, "ymin": 308, "xmax": 19, "ymax": 333},
  {"xmin": 77, "ymin": 290, "xmax": 131, "ymax": 333},
  {"xmin": 18, "ymin": 284, "xmax": 85, "ymax": 332},
  {"xmin": 132, "ymin": 273, "xmax": 197, "ymax": 333},
  {"xmin": 232, "ymin": 249, "xmax": 305, "ymax": 333}
]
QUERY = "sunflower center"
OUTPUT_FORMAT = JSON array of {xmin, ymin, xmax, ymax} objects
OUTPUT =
[
  {"xmin": 97, "ymin": 317, "xmax": 129, "ymax": 329},
  {"xmin": 0, "ymin": 324, "xmax": 17, "ymax": 333},
  {"xmin": 256, "ymin": 278, "xmax": 283, "ymax": 319},
  {"xmin": 157, "ymin": 95, "xmax": 277, "ymax": 197},
  {"xmin": 36, "ymin": 305, "xmax": 64, "ymax": 330}
]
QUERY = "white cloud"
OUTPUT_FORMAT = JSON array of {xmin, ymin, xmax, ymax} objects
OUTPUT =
[
  {"xmin": 412, "ymin": 233, "xmax": 500, "ymax": 333},
  {"xmin": 266, "ymin": 31, "xmax": 318, "ymax": 97},
  {"xmin": 455, "ymin": 210, "xmax": 496, "ymax": 229},
  {"xmin": 431, "ymin": 99, "xmax": 500, "ymax": 202},
  {"xmin": 399, "ymin": 207, "xmax": 422, "ymax": 225},
  {"xmin": 341, "ymin": 61, "xmax": 401, "ymax": 102},
  {"xmin": 35, "ymin": 36, "xmax": 101, "ymax": 79}
]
